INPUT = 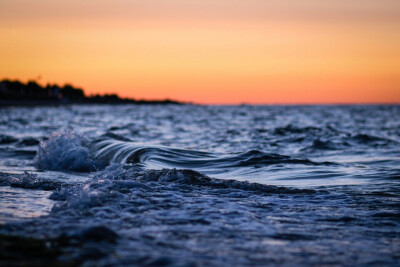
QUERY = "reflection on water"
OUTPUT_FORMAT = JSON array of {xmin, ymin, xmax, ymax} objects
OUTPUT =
[{"xmin": 0, "ymin": 186, "xmax": 54, "ymax": 223}]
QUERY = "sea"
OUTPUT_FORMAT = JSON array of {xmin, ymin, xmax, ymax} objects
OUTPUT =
[{"xmin": 0, "ymin": 104, "xmax": 399, "ymax": 266}]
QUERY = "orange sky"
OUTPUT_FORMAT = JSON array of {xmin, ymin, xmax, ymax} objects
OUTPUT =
[{"xmin": 1, "ymin": 0, "xmax": 400, "ymax": 104}]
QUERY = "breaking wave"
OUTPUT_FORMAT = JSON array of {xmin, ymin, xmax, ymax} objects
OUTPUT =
[{"xmin": 91, "ymin": 139, "xmax": 333, "ymax": 175}]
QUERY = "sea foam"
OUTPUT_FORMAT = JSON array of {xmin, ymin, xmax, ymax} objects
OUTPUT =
[{"xmin": 34, "ymin": 130, "xmax": 99, "ymax": 171}]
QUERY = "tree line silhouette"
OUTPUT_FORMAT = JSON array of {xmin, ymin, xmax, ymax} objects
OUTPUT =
[{"xmin": 0, "ymin": 79, "xmax": 181, "ymax": 105}]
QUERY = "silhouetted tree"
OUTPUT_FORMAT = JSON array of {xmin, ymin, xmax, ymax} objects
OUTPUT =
[{"xmin": 0, "ymin": 78, "xmax": 182, "ymax": 105}]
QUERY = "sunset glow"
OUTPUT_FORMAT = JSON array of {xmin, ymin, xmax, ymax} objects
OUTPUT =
[{"xmin": 1, "ymin": 0, "xmax": 400, "ymax": 104}]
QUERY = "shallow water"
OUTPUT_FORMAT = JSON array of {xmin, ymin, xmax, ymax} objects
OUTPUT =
[{"xmin": 0, "ymin": 104, "xmax": 399, "ymax": 266}]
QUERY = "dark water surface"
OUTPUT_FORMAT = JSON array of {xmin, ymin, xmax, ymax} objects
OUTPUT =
[{"xmin": 0, "ymin": 105, "xmax": 399, "ymax": 266}]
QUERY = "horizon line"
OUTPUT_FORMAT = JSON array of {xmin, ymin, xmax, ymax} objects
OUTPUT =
[{"xmin": 1, "ymin": 78, "xmax": 399, "ymax": 106}]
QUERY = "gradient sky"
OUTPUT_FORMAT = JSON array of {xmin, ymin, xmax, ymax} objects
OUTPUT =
[{"xmin": 1, "ymin": 0, "xmax": 400, "ymax": 104}]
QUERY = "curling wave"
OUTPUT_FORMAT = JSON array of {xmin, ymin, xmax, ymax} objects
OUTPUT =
[{"xmin": 91, "ymin": 139, "xmax": 333, "ymax": 175}]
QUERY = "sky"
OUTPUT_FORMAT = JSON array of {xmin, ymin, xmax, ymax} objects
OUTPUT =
[{"xmin": 1, "ymin": 0, "xmax": 400, "ymax": 104}]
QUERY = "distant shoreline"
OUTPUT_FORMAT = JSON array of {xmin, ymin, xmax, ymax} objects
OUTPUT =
[
  {"xmin": 0, "ymin": 79, "xmax": 185, "ymax": 106},
  {"xmin": 0, "ymin": 99, "xmax": 185, "ymax": 107}
]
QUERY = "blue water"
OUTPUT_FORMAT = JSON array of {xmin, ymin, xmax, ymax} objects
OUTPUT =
[{"xmin": 0, "ymin": 104, "xmax": 399, "ymax": 266}]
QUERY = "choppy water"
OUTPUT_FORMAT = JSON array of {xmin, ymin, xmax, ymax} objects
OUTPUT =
[{"xmin": 0, "ymin": 104, "xmax": 399, "ymax": 266}]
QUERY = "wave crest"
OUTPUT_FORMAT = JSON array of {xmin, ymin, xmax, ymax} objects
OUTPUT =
[{"xmin": 91, "ymin": 140, "xmax": 330, "ymax": 174}]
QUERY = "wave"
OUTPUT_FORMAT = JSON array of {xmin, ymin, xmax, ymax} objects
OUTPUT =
[
  {"xmin": 301, "ymin": 134, "xmax": 399, "ymax": 152},
  {"xmin": 301, "ymin": 139, "xmax": 344, "ymax": 152},
  {"xmin": 49, "ymin": 164, "xmax": 316, "ymax": 206},
  {"xmin": 273, "ymin": 124, "xmax": 324, "ymax": 135},
  {"xmin": 24, "ymin": 130, "xmax": 399, "ymax": 175},
  {"xmin": 0, "ymin": 134, "xmax": 40, "ymax": 147},
  {"xmin": 91, "ymin": 139, "xmax": 332, "ymax": 174},
  {"xmin": 270, "ymin": 124, "xmax": 399, "ymax": 151},
  {"xmin": 0, "ymin": 134, "xmax": 18, "ymax": 145},
  {"xmin": 33, "ymin": 131, "xmax": 335, "ymax": 176},
  {"xmin": 350, "ymin": 133, "xmax": 398, "ymax": 146},
  {"xmin": 0, "ymin": 148, "xmax": 36, "ymax": 159}
]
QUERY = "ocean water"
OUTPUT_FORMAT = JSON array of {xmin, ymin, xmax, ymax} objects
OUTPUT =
[{"xmin": 0, "ymin": 104, "xmax": 399, "ymax": 266}]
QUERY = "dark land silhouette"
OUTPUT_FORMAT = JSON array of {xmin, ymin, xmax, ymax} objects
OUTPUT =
[{"xmin": 0, "ymin": 79, "xmax": 183, "ymax": 106}]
